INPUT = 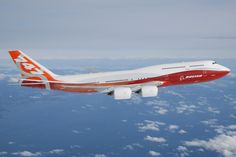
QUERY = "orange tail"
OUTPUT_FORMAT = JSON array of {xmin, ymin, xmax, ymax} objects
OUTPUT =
[{"xmin": 8, "ymin": 50, "xmax": 57, "ymax": 89}]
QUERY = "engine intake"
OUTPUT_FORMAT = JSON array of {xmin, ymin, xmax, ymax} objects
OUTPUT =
[
  {"xmin": 113, "ymin": 87, "xmax": 132, "ymax": 100},
  {"xmin": 141, "ymin": 86, "xmax": 158, "ymax": 97}
]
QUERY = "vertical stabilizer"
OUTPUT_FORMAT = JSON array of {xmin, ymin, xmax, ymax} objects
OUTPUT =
[{"xmin": 8, "ymin": 50, "xmax": 57, "ymax": 89}]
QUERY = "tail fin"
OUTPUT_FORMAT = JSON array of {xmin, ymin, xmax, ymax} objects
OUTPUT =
[{"xmin": 8, "ymin": 50, "xmax": 57, "ymax": 89}]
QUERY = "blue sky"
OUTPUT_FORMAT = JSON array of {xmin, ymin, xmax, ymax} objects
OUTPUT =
[{"xmin": 0, "ymin": 0, "xmax": 236, "ymax": 59}]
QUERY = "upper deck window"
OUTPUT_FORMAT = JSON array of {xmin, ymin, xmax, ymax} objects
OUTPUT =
[
  {"xmin": 190, "ymin": 64, "xmax": 204, "ymax": 67},
  {"xmin": 105, "ymin": 79, "xmax": 128, "ymax": 83},
  {"xmin": 162, "ymin": 66, "xmax": 185, "ymax": 70}
]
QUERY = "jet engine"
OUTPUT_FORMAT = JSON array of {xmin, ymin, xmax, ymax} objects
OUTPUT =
[
  {"xmin": 141, "ymin": 86, "xmax": 158, "ymax": 97},
  {"xmin": 113, "ymin": 87, "xmax": 132, "ymax": 100}
]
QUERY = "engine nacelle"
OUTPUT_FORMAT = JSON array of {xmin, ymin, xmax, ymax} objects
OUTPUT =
[
  {"xmin": 141, "ymin": 86, "xmax": 158, "ymax": 97},
  {"xmin": 113, "ymin": 87, "xmax": 132, "ymax": 100}
]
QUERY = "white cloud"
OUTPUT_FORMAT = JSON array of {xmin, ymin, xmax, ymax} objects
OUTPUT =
[
  {"xmin": 177, "ymin": 146, "xmax": 188, "ymax": 152},
  {"xmin": 95, "ymin": 154, "xmax": 106, "ymax": 157},
  {"xmin": 224, "ymin": 95, "xmax": 235, "ymax": 102},
  {"xmin": 0, "ymin": 73, "xmax": 19, "ymax": 83},
  {"xmin": 197, "ymin": 97, "xmax": 208, "ymax": 106},
  {"xmin": 201, "ymin": 119, "xmax": 218, "ymax": 126},
  {"xmin": 146, "ymin": 100, "xmax": 169, "ymax": 108},
  {"xmin": 168, "ymin": 125, "xmax": 179, "ymax": 132},
  {"xmin": 149, "ymin": 150, "xmax": 160, "ymax": 156},
  {"xmin": 70, "ymin": 145, "xmax": 81, "ymax": 149},
  {"xmin": 72, "ymin": 130, "xmax": 80, "ymax": 134},
  {"xmin": 8, "ymin": 141, "xmax": 15, "ymax": 145},
  {"xmin": 144, "ymin": 135, "xmax": 166, "ymax": 143},
  {"xmin": 179, "ymin": 129, "xmax": 187, "ymax": 134},
  {"xmin": 0, "ymin": 74, "xmax": 7, "ymax": 80},
  {"xmin": 154, "ymin": 107, "xmax": 168, "ymax": 115},
  {"xmin": 137, "ymin": 120, "xmax": 165, "ymax": 132},
  {"xmin": 214, "ymin": 125, "xmax": 225, "ymax": 134},
  {"xmin": 48, "ymin": 149, "xmax": 64, "ymax": 154},
  {"xmin": 184, "ymin": 134, "xmax": 236, "ymax": 157},
  {"xmin": 12, "ymin": 151, "xmax": 41, "ymax": 157},
  {"xmin": 123, "ymin": 145, "xmax": 134, "ymax": 150},
  {"xmin": 177, "ymin": 146, "xmax": 189, "ymax": 157},
  {"xmin": 224, "ymin": 95, "xmax": 236, "ymax": 106},
  {"xmin": 8, "ymin": 76, "xmax": 19, "ymax": 83},
  {"xmin": 176, "ymin": 101, "xmax": 197, "ymax": 114},
  {"xmin": 146, "ymin": 100, "xmax": 166, "ymax": 106},
  {"xmin": 230, "ymin": 114, "xmax": 236, "ymax": 119},
  {"xmin": 130, "ymin": 94, "xmax": 142, "ymax": 104},
  {"xmin": 201, "ymin": 120, "xmax": 236, "ymax": 135},
  {"xmin": 227, "ymin": 125, "xmax": 236, "ymax": 130},
  {"xmin": 146, "ymin": 100, "xmax": 170, "ymax": 115},
  {"xmin": 123, "ymin": 143, "xmax": 143, "ymax": 150},
  {"xmin": 29, "ymin": 96, "xmax": 41, "ymax": 99},
  {"xmin": 207, "ymin": 107, "xmax": 220, "ymax": 114},
  {"xmin": 166, "ymin": 90, "xmax": 184, "ymax": 98},
  {"xmin": 0, "ymin": 152, "xmax": 7, "ymax": 155}
]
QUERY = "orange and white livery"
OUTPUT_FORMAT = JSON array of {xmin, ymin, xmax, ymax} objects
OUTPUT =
[{"xmin": 9, "ymin": 50, "xmax": 230, "ymax": 100}]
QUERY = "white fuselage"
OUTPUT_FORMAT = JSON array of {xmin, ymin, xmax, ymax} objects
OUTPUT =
[{"xmin": 56, "ymin": 60, "xmax": 229, "ymax": 84}]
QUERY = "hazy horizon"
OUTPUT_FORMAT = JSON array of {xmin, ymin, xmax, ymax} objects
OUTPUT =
[{"xmin": 1, "ymin": 0, "xmax": 236, "ymax": 59}]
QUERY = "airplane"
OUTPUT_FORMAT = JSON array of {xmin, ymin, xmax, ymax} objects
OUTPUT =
[{"xmin": 8, "ymin": 50, "xmax": 230, "ymax": 100}]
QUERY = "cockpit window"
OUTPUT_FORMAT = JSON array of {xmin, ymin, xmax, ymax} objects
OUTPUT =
[{"xmin": 212, "ymin": 61, "xmax": 216, "ymax": 64}]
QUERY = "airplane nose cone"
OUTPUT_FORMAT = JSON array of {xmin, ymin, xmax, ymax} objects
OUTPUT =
[
  {"xmin": 224, "ymin": 67, "xmax": 231, "ymax": 73},
  {"xmin": 221, "ymin": 66, "xmax": 231, "ymax": 75}
]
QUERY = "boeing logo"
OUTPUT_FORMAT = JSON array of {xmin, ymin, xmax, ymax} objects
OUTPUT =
[{"xmin": 185, "ymin": 74, "xmax": 203, "ymax": 79}]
